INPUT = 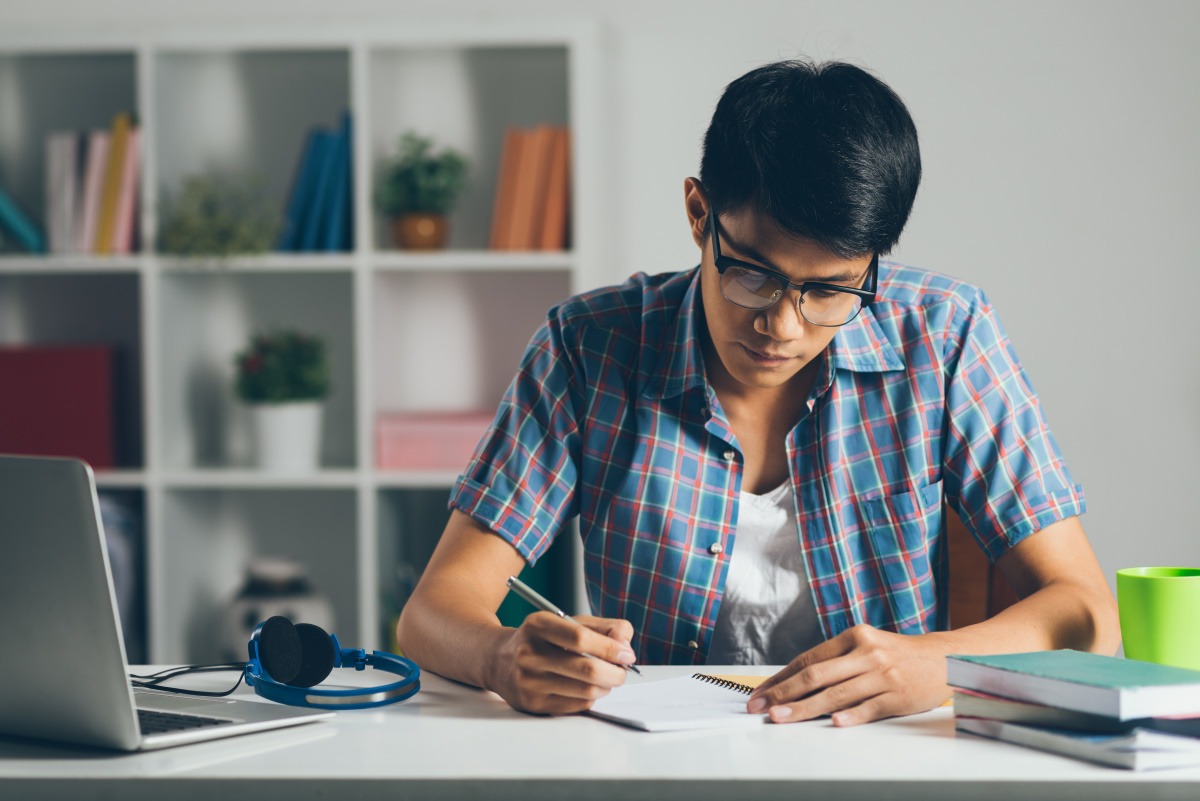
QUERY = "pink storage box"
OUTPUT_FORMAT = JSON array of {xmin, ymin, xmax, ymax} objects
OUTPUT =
[{"xmin": 375, "ymin": 411, "xmax": 495, "ymax": 470}]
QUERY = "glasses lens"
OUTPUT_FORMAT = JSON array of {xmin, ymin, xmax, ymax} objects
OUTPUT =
[
  {"xmin": 801, "ymin": 289, "xmax": 864, "ymax": 327},
  {"xmin": 720, "ymin": 266, "xmax": 783, "ymax": 309}
]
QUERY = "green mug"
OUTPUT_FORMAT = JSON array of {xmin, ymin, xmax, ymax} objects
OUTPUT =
[{"xmin": 1116, "ymin": 567, "xmax": 1200, "ymax": 670}]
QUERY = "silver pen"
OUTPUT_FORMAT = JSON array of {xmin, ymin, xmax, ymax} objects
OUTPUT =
[{"xmin": 505, "ymin": 575, "xmax": 641, "ymax": 674}]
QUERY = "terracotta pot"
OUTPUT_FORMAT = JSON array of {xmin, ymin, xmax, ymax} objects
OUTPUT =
[{"xmin": 393, "ymin": 214, "xmax": 449, "ymax": 250}]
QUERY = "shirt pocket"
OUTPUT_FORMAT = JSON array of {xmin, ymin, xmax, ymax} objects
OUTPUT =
[{"xmin": 857, "ymin": 481, "xmax": 943, "ymax": 632}]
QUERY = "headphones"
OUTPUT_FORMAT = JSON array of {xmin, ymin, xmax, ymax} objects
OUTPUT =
[{"xmin": 243, "ymin": 616, "xmax": 420, "ymax": 710}]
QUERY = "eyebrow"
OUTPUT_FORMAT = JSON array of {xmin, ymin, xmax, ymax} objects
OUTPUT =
[{"xmin": 721, "ymin": 231, "xmax": 861, "ymax": 284}]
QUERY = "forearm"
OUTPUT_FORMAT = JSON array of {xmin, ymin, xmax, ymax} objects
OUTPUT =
[
  {"xmin": 923, "ymin": 577, "xmax": 1121, "ymax": 684},
  {"xmin": 395, "ymin": 583, "xmax": 512, "ymax": 691}
]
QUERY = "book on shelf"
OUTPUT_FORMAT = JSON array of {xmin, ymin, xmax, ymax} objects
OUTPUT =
[
  {"xmin": 955, "ymin": 715, "xmax": 1200, "ymax": 771},
  {"xmin": 45, "ymin": 132, "xmax": 79, "ymax": 254},
  {"xmin": 95, "ymin": 112, "xmax": 132, "ymax": 254},
  {"xmin": 77, "ymin": 131, "xmax": 111, "ymax": 253},
  {"xmin": 283, "ymin": 112, "xmax": 353, "ymax": 253},
  {"xmin": 0, "ymin": 183, "xmax": 46, "ymax": 254},
  {"xmin": 489, "ymin": 125, "xmax": 571, "ymax": 251},
  {"xmin": 321, "ymin": 111, "xmax": 353, "ymax": 252},
  {"xmin": 110, "ymin": 127, "xmax": 141, "ymax": 254},
  {"xmin": 947, "ymin": 650, "xmax": 1200, "ymax": 720},
  {"xmin": 0, "ymin": 346, "xmax": 116, "ymax": 469}
]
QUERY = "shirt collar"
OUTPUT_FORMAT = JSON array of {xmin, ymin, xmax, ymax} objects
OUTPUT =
[{"xmin": 641, "ymin": 267, "xmax": 905, "ymax": 401}]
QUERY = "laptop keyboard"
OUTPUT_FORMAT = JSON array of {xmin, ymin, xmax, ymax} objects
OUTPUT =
[{"xmin": 138, "ymin": 708, "xmax": 232, "ymax": 735}]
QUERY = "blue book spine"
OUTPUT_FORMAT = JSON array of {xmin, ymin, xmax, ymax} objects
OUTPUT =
[
  {"xmin": 321, "ymin": 112, "xmax": 353, "ymax": 252},
  {"xmin": 277, "ymin": 128, "xmax": 321, "ymax": 252},
  {"xmin": 0, "ymin": 184, "xmax": 46, "ymax": 253},
  {"xmin": 299, "ymin": 130, "xmax": 338, "ymax": 252}
]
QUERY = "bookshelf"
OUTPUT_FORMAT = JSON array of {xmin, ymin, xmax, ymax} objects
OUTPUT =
[{"xmin": 0, "ymin": 22, "xmax": 600, "ymax": 663}]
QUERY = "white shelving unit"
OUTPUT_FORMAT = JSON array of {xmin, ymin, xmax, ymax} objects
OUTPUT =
[{"xmin": 0, "ymin": 22, "xmax": 600, "ymax": 663}]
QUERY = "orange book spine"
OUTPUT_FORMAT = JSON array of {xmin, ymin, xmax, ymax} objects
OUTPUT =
[
  {"xmin": 489, "ymin": 128, "xmax": 523, "ymax": 250},
  {"xmin": 94, "ymin": 112, "xmax": 131, "ymax": 254},
  {"xmin": 523, "ymin": 125, "xmax": 557, "ymax": 251},
  {"xmin": 537, "ymin": 127, "xmax": 570, "ymax": 251},
  {"xmin": 505, "ymin": 129, "xmax": 539, "ymax": 250}
]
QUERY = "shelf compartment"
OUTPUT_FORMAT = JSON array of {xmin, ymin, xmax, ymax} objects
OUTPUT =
[
  {"xmin": 0, "ymin": 51, "xmax": 137, "ymax": 252},
  {"xmin": 152, "ymin": 48, "xmax": 352, "ymax": 254},
  {"xmin": 0, "ymin": 272, "xmax": 144, "ymax": 468},
  {"xmin": 157, "ymin": 487, "xmax": 359, "ymax": 663},
  {"xmin": 371, "ymin": 268, "xmax": 570, "ymax": 414},
  {"xmin": 157, "ymin": 270, "xmax": 356, "ymax": 471},
  {"xmin": 367, "ymin": 45, "xmax": 569, "ymax": 251}
]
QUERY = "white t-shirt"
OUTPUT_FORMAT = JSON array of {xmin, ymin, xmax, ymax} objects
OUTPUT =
[{"xmin": 707, "ymin": 481, "xmax": 825, "ymax": 665}]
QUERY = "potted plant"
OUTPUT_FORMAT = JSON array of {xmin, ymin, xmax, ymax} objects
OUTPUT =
[
  {"xmin": 374, "ymin": 131, "xmax": 469, "ymax": 250},
  {"xmin": 159, "ymin": 172, "xmax": 281, "ymax": 258},
  {"xmin": 234, "ymin": 330, "xmax": 330, "ymax": 472}
]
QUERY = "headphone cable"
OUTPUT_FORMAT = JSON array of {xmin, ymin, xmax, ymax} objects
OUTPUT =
[{"xmin": 128, "ymin": 662, "xmax": 247, "ymax": 698}]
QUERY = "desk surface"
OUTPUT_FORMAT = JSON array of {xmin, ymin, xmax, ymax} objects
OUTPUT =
[{"xmin": 3, "ymin": 665, "xmax": 1200, "ymax": 800}]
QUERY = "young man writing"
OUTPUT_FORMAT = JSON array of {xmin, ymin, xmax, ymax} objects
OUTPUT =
[{"xmin": 396, "ymin": 59, "xmax": 1120, "ymax": 726}]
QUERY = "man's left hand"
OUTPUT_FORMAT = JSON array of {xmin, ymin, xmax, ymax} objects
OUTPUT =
[{"xmin": 746, "ymin": 624, "xmax": 953, "ymax": 727}]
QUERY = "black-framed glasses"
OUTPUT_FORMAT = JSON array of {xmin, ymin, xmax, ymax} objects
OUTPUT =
[{"xmin": 709, "ymin": 211, "xmax": 877, "ymax": 327}]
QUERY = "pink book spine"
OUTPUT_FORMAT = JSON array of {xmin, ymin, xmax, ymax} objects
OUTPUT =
[
  {"xmin": 111, "ymin": 128, "xmax": 140, "ymax": 254},
  {"xmin": 76, "ymin": 131, "xmax": 110, "ymax": 254}
]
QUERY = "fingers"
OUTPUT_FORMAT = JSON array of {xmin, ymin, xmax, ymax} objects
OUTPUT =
[
  {"xmin": 750, "ymin": 629, "xmax": 858, "ymax": 697},
  {"xmin": 525, "ymin": 612, "xmax": 638, "ymax": 670},
  {"xmin": 760, "ymin": 670, "xmax": 890, "ymax": 725}
]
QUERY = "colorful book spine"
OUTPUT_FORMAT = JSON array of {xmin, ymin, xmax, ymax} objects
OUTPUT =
[
  {"xmin": 77, "ymin": 131, "xmax": 110, "ymax": 254},
  {"xmin": 95, "ymin": 112, "xmax": 132, "ymax": 254},
  {"xmin": 0, "ymin": 184, "xmax": 46, "ymax": 254},
  {"xmin": 321, "ymin": 112, "xmax": 353, "ymax": 252},
  {"xmin": 111, "ymin": 127, "xmax": 141, "ymax": 254},
  {"xmin": 489, "ymin": 127, "xmax": 523, "ymax": 249},
  {"xmin": 537, "ymin": 127, "xmax": 570, "ymax": 251},
  {"xmin": 298, "ymin": 130, "xmax": 335, "ymax": 252}
]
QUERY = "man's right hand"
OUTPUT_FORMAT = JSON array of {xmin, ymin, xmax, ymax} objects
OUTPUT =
[{"xmin": 484, "ymin": 612, "xmax": 638, "ymax": 714}]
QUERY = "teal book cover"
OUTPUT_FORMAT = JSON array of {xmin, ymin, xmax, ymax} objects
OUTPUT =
[{"xmin": 953, "ymin": 651, "xmax": 1200, "ymax": 689}]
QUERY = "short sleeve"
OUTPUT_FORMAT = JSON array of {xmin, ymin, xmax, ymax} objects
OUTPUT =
[
  {"xmin": 941, "ymin": 289, "xmax": 1086, "ymax": 562},
  {"xmin": 448, "ymin": 313, "xmax": 583, "ymax": 565}
]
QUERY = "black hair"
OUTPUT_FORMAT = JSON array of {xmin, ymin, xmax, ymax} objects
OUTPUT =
[{"xmin": 699, "ymin": 58, "xmax": 921, "ymax": 258}]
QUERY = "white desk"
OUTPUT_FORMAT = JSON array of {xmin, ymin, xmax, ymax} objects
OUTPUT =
[{"xmin": 3, "ymin": 665, "xmax": 1200, "ymax": 800}]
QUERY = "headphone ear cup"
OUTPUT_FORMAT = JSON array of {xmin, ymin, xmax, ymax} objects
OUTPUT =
[
  {"xmin": 256, "ymin": 616, "xmax": 303, "ymax": 686},
  {"xmin": 288, "ymin": 622, "xmax": 337, "ymax": 688}
]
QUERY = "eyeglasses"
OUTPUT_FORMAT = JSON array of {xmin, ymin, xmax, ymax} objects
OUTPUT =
[{"xmin": 709, "ymin": 211, "xmax": 877, "ymax": 327}]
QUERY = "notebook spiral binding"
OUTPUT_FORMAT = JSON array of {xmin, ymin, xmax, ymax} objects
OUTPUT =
[{"xmin": 691, "ymin": 673, "xmax": 756, "ymax": 695}]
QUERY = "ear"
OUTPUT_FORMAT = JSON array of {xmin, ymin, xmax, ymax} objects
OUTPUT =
[{"xmin": 683, "ymin": 177, "xmax": 710, "ymax": 251}]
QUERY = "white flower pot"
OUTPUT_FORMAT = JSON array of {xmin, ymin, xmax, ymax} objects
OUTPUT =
[{"xmin": 249, "ymin": 401, "xmax": 323, "ymax": 473}]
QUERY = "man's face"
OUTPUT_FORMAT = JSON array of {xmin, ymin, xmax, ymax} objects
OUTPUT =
[{"xmin": 689, "ymin": 188, "xmax": 874, "ymax": 395}]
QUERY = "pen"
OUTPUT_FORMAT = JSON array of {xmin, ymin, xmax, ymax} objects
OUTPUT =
[{"xmin": 505, "ymin": 575, "xmax": 642, "ymax": 674}]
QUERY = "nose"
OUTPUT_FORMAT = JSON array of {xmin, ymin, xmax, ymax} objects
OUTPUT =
[{"xmin": 755, "ymin": 291, "xmax": 806, "ymax": 339}]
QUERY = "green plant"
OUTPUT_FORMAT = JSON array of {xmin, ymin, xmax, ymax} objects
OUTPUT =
[
  {"xmin": 374, "ymin": 132, "xmax": 469, "ymax": 216},
  {"xmin": 234, "ymin": 330, "xmax": 330, "ymax": 403},
  {"xmin": 159, "ymin": 173, "xmax": 281, "ymax": 257}
]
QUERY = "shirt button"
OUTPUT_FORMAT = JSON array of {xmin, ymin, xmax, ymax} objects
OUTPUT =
[
  {"xmin": 687, "ymin": 640, "xmax": 699, "ymax": 650},
  {"xmin": 708, "ymin": 542, "xmax": 724, "ymax": 555},
  {"xmin": 722, "ymin": 449, "xmax": 736, "ymax": 461}
]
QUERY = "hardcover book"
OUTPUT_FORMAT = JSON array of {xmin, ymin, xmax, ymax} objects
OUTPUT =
[{"xmin": 947, "ymin": 650, "xmax": 1200, "ymax": 720}]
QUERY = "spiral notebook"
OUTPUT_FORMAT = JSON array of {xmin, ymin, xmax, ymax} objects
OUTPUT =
[{"xmin": 588, "ymin": 673, "xmax": 768, "ymax": 732}]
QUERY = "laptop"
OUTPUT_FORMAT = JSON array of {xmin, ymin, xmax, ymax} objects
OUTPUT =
[{"xmin": 0, "ymin": 454, "xmax": 334, "ymax": 750}]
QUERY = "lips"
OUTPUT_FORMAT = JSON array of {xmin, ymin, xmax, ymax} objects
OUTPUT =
[{"xmin": 739, "ymin": 344, "xmax": 795, "ymax": 363}]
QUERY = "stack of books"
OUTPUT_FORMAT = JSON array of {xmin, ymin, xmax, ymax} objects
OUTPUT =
[
  {"xmin": 948, "ymin": 650, "xmax": 1200, "ymax": 770},
  {"xmin": 277, "ymin": 111, "xmax": 353, "ymax": 253},
  {"xmin": 0, "ymin": 111, "xmax": 140, "ymax": 256},
  {"xmin": 489, "ymin": 125, "xmax": 570, "ymax": 251}
]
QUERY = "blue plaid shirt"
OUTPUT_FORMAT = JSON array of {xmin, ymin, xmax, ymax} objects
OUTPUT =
[{"xmin": 450, "ymin": 263, "xmax": 1085, "ymax": 665}]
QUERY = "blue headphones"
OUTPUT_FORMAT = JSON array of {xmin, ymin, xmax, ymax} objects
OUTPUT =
[{"xmin": 243, "ymin": 616, "xmax": 420, "ymax": 710}]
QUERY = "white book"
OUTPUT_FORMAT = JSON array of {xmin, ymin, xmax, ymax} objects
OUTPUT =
[
  {"xmin": 588, "ymin": 673, "xmax": 766, "ymax": 732},
  {"xmin": 45, "ymin": 132, "xmax": 78, "ymax": 254}
]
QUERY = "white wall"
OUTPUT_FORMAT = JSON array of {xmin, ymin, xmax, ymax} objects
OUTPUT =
[{"xmin": 5, "ymin": 0, "xmax": 1198, "ymax": 587}]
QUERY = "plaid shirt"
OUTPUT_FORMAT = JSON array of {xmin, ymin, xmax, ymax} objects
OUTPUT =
[{"xmin": 449, "ymin": 264, "xmax": 1085, "ymax": 665}]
